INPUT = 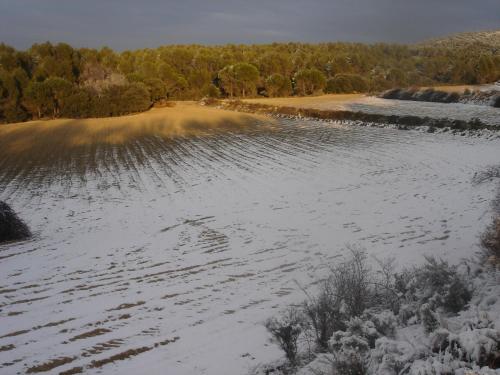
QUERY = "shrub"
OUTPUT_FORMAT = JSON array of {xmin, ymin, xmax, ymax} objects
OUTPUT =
[
  {"xmin": 293, "ymin": 68, "xmax": 326, "ymax": 96},
  {"xmin": 330, "ymin": 317, "xmax": 377, "ymax": 353},
  {"xmin": 264, "ymin": 74, "xmax": 292, "ymax": 97},
  {"xmin": 401, "ymin": 257, "xmax": 472, "ymax": 314},
  {"xmin": 420, "ymin": 303, "xmax": 439, "ymax": 333},
  {"xmin": 201, "ymin": 84, "xmax": 221, "ymax": 99},
  {"xmin": 265, "ymin": 307, "xmax": 304, "ymax": 366},
  {"xmin": 121, "ymin": 82, "xmax": 152, "ymax": 113},
  {"xmin": 332, "ymin": 351, "xmax": 367, "ymax": 375},
  {"xmin": 328, "ymin": 248, "xmax": 373, "ymax": 317},
  {"xmin": 493, "ymin": 94, "xmax": 500, "ymax": 108},
  {"xmin": 218, "ymin": 63, "xmax": 259, "ymax": 98},
  {"xmin": 0, "ymin": 201, "xmax": 31, "ymax": 243},
  {"xmin": 326, "ymin": 74, "xmax": 369, "ymax": 94},
  {"xmin": 2, "ymin": 102, "xmax": 30, "ymax": 123},
  {"xmin": 60, "ymin": 89, "xmax": 92, "ymax": 118},
  {"xmin": 304, "ymin": 281, "xmax": 346, "ymax": 351},
  {"xmin": 481, "ymin": 218, "xmax": 500, "ymax": 265},
  {"xmin": 365, "ymin": 310, "xmax": 397, "ymax": 338}
]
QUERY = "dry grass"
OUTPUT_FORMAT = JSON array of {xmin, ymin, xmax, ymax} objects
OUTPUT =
[{"xmin": 0, "ymin": 102, "xmax": 272, "ymax": 155}]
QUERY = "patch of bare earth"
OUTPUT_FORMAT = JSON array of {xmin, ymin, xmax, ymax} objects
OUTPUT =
[
  {"xmin": 68, "ymin": 328, "xmax": 112, "ymax": 342},
  {"xmin": 26, "ymin": 356, "xmax": 76, "ymax": 373}
]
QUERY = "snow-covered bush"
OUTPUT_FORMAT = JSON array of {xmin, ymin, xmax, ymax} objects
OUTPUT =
[
  {"xmin": 303, "ymin": 281, "xmax": 346, "ymax": 351},
  {"xmin": 327, "ymin": 248, "xmax": 373, "ymax": 318},
  {"xmin": 482, "ymin": 218, "xmax": 500, "ymax": 267},
  {"xmin": 367, "ymin": 337, "xmax": 417, "ymax": 375},
  {"xmin": 365, "ymin": 310, "xmax": 398, "ymax": 338},
  {"xmin": 400, "ymin": 257, "xmax": 472, "ymax": 314},
  {"xmin": 266, "ymin": 307, "xmax": 305, "ymax": 366},
  {"xmin": 333, "ymin": 351, "xmax": 367, "ymax": 375},
  {"xmin": 457, "ymin": 328, "xmax": 499, "ymax": 367},
  {"xmin": 420, "ymin": 303, "xmax": 440, "ymax": 333},
  {"xmin": 329, "ymin": 317, "xmax": 375, "ymax": 353},
  {"xmin": 263, "ymin": 248, "xmax": 499, "ymax": 375},
  {"xmin": 301, "ymin": 248, "xmax": 400, "ymax": 352}
]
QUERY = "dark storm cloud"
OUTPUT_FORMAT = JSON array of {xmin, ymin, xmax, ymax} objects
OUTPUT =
[{"xmin": 1, "ymin": 0, "xmax": 499, "ymax": 50}]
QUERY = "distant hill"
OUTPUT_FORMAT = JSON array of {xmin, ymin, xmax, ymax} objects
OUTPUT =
[{"xmin": 419, "ymin": 30, "xmax": 500, "ymax": 50}]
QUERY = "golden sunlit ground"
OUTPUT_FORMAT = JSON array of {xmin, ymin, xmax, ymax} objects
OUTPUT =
[{"xmin": 0, "ymin": 102, "xmax": 272, "ymax": 155}]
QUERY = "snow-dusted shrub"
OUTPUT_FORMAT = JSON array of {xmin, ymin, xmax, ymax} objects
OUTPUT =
[
  {"xmin": 457, "ymin": 328, "xmax": 500, "ymax": 367},
  {"xmin": 408, "ymin": 352, "xmax": 467, "ymax": 375},
  {"xmin": 473, "ymin": 166, "xmax": 500, "ymax": 184},
  {"xmin": 481, "ymin": 218, "xmax": 500, "ymax": 266},
  {"xmin": 333, "ymin": 351, "xmax": 367, "ymax": 375},
  {"xmin": 328, "ymin": 248, "xmax": 373, "ymax": 318},
  {"xmin": 263, "ymin": 248, "xmax": 498, "ymax": 374},
  {"xmin": 0, "ymin": 201, "xmax": 31, "ymax": 243},
  {"xmin": 329, "ymin": 317, "xmax": 376, "ymax": 353},
  {"xmin": 304, "ymin": 282, "xmax": 346, "ymax": 351},
  {"xmin": 367, "ymin": 337, "xmax": 417, "ymax": 375},
  {"xmin": 303, "ymin": 248, "xmax": 377, "ymax": 351},
  {"xmin": 365, "ymin": 310, "xmax": 398, "ymax": 338},
  {"xmin": 266, "ymin": 307, "xmax": 305, "ymax": 365},
  {"xmin": 430, "ymin": 329, "xmax": 460, "ymax": 355},
  {"xmin": 402, "ymin": 257, "xmax": 471, "ymax": 314},
  {"xmin": 290, "ymin": 249, "xmax": 402, "ymax": 357},
  {"xmin": 420, "ymin": 303, "xmax": 440, "ymax": 333}
]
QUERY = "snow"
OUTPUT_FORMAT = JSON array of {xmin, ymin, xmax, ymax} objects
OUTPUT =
[
  {"xmin": 308, "ymin": 97, "xmax": 500, "ymax": 126},
  {"xmin": 0, "ymin": 118, "xmax": 499, "ymax": 375}
]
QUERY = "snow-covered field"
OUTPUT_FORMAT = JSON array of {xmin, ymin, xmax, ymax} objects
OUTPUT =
[
  {"xmin": 246, "ymin": 94, "xmax": 500, "ymax": 126},
  {"xmin": 0, "ymin": 118, "xmax": 499, "ymax": 375},
  {"xmin": 314, "ymin": 97, "xmax": 500, "ymax": 126}
]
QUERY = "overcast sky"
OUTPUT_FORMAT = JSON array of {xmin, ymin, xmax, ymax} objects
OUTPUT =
[{"xmin": 1, "ymin": 0, "xmax": 499, "ymax": 50}]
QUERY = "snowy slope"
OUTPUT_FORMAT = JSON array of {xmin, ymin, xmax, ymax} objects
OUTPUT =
[{"xmin": 0, "ymin": 119, "xmax": 499, "ymax": 375}]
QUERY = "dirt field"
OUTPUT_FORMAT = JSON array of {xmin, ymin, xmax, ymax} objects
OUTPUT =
[{"xmin": 0, "ymin": 102, "xmax": 272, "ymax": 152}]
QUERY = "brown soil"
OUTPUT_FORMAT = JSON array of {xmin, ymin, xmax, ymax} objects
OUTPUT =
[
  {"xmin": 68, "ymin": 328, "xmax": 112, "ymax": 342},
  {"xmin": 26, "ymin": 356, "xmax": 76, "ymax": 373}
]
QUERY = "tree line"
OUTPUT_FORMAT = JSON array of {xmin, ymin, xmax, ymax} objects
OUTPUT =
[{"xmin": 0, "ymin": 40, "xmax": 499, "ymax": 123}]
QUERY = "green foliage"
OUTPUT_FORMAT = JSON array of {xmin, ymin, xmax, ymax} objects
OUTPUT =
[
  {"xmin": 121, "ymin": 82, "xmax": 151, "ymax": 113},
  {"xmin": 201, "ymin": 83, "xmax": 220, "ymax": 98},
  {"xmin": 218, "ymin": 63, "xmax": 259, "ymax": 97},
  {"xmin": 60, "ymin": 88, "xmax": 93, "ymax": 118},
  {"xmin": 294, "ymin": 68, "xmax": 327, "ymax": 95},
  {"xmin": 1, "ymin": 39, "xmax": 499, "ymax": 124},
  {"xmin": 264, "ymin": 73, "xmax": 292, "ymax": 97},
  {"xmin": 143, "ymin": 78, "xmax": 167, "ymax": 101},
  {"xmin": 24, "ymin": 81, "xmax": 54, "ymax": 119},
  {"xmin": 326, "ymin": 74, "xmax": 369, "ymax": 94}
]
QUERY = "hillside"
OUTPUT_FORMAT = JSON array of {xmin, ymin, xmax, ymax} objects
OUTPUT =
[{"xmin": 420, "ymin": 30, "xmax": 500, "ymax": 50}]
